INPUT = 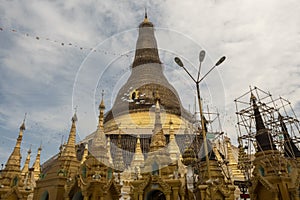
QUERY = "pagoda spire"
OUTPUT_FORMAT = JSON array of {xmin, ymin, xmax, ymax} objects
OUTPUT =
[
  {"xmin": 278, "ymin": 113, "xmax": 300, "ymax": 158},
  {"xmin": 61, "ymin": 112, "xmax": 77, "ymax": 158},
  {"xmin": 0, "ymin": 116, "xmax": 26, "ymax": 186},
  {"xmin": 154, "ymin": 98, "xmax": 162, "ymax": 132},
  {"xmin": 132, "ymin": 12, "xmax": 161, "ymax": 68},
  {"xmin": 144, "ymin": 100, "xmax": 171, "ymax": 174},
  {"xmin": 91, "ymin": 94, "xmax": 108, "ymax": 163},
  {"xmin": 98, "ymin": 90, "xmax": 105, "ymax": 130},
  {"xmin": 135, "ymin": 135, "xmax": 143, "ymax": 155},
  {"xmin": 149, "ymin": 100, "xmax": 166, "ymax": 152},
  {"xmin": 31, "ymin": 145, "xmax": 42, "ymax": 180},
  {"xmin": 4, "ymin": 116, "xmax": 26, "ymax": 172},
  {"xmin": 81, "ymin": 143, "xmax": 89, "ymax": 164},
  {"xmin": 251, "ymin": 93, "xmax": 276, "ymax": 152},
  {"xmin": 21, "ymin": 147, "xmax": 31, "ymax": 177},
  {"xmin": 93, "ymin": 92, "xmax": 106, "ymax": 148},
  {"xmin": 144, "ymin": 7, "xmax": 148, "ymax": 22},
  {"xmin": 114, "ymin": 130, "xmax": 125, "ymax": 172},
  {"xmin": 168, "ymin": 119, "xmax": 181, "ymax": 162},
  {"xmin": 106, "ymin": 136, "xmax": 114, "ymax": 167},
  {"xmin": 131, "ymin": 135, "xmax": 144, "ymax": 178},
  {"xmin": 131, "ymin": 135, "xmax": 144, "ymax": 167},
  {"xmin": 105, "ymin": 13, "xmax": 187, "ymax": 128}
]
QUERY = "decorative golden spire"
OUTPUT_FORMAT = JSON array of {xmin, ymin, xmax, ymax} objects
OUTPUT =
[
  {"xmin": 21, "ymin": 147, "xmax": 31, "ymax": 176},
  {"xmin": 4, "ymin": 115, "xmax": 26, "ymax": 171},
  {"xmin": 136, "ymin": 135, "xmax": 143, "ymax": 154},
  {"xmin": 91, "ymin": 96, "xmax": 108, "ymax": 163},
  {"xmin": 61, "ymin": 113, "xmax": 77, "ymax": 158},
  {"xmin": 32, "ymin": 145, "xmax": 42, "ymax": 181},
  {"xmin": 153, "ymin": 99, "xmax": 162, "ymax": 133},
  {"xmin": 168, "ymin": 118, "xmax": 181, "ymax": 162},
  {"xmin": 98, "ymin": 90, "xmax": 105, "ymax": 129},
  {"xmin": 0, "ymin": 115, "xmax": 26, "ymax": 186},
  {"xmin": 114, "ymin": 130, "xmax": 125, "ymax": 172},
  {"xmin": 144, "ymin": 101, "xmax": 171, "ymax": 174},
  {"xmin": 107, "ymin": 136, "xmax": 113, "ymax": 166},
  {"xmin": 131, "ymin": 135, "xmax": 144, "ymax": 177},
  {"xmin": 81, "ymin": 143, "xmax": 89, "ymax": 164},
  {"xmin": 149, "ymin": 100, "xmax": 166, "ymax": 152},
  {"xmin": 131, "ymin": 135, "xmax": 144, "ymax": 165},
  {"xmin": 99, "ymin": 90, "xmax": 105, "ymax": 109}
]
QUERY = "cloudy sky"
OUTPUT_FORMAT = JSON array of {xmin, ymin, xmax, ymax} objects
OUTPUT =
[{"xmin": 0, "ymin": 0, "xmax": 299, "ymax": 166}]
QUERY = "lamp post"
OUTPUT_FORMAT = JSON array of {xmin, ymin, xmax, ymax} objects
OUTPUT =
[{"xmin": 174, "ymin": 51, "xmax": 226, "ymax": 183}]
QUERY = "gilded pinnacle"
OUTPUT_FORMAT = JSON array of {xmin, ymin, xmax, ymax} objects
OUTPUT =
[{"xmin": 99, "ymin": 90, "xmax": 105, "ymax": 110}]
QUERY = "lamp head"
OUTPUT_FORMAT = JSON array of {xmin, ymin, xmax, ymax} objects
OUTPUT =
[
  {"xmin": 199, "ymin": 50, "xmax": 206, "ymax": 63},
  {"xmin": 215, "ymin": 56, "xmax": 226, "ymax": 66},
  {"xmin": 174, "ymin": 57, "xmax": 184, "ymax": 67}
]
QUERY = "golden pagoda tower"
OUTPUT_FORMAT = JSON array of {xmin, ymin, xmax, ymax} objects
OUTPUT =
[
  {"xmin": 0, "ymin": 118, "xmax": 33, "ymax": 199},
  {"xmin": 21, "ymin": 148, "xmax": 33, "ymax": 192},
  {"xmin": 25, "ymin": 146, "xmax": 42, "ymax": 199},
  {"xmin": 78, "ymin": 11, "xmax": 192, "ymax": 182},
  {"xmin": 130, "ymin": 134, "xmax": 145, "ymax": 175},
  {"xmin": 104, "ymin": 11, "xmax": 191, "ymax": 134},
  {"xmin": 114, "ymin": 131, "xmax": 125, "ymax": 173},
  {"xmin": 21, "ymin": 148, "xmax": 31, "ymax": 180},
  {"xmin": 143, "ymin": 99, "xmax": 172, "ymax": 171},
  {"xmin": 168, "ymin": 119, "xmax": 181, "ymax": 163},
  {"xmin": 106, "ymin": 136, "xmax": 114, "ymax": 167},
  {"xmin": 0, "ymin": 120, "xmax": 25, "ymax": 184},
  {"xmin": 31, "ymin": 146, "xmax": 42, "ymax": 182},
  {"xmin": 90, "ymin": 93, "xmax": 110, "ymax": 166}
]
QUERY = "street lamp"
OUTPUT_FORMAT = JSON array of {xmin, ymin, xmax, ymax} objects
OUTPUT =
[{"xmin": 174, "ymin": 51, "xmax": 226, "ymax": 182}]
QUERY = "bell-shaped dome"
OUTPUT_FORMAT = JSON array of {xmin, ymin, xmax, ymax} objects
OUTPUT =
[{"xmin": 104, "ymin": 15, "xmax": 190, "ymax": 132}]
